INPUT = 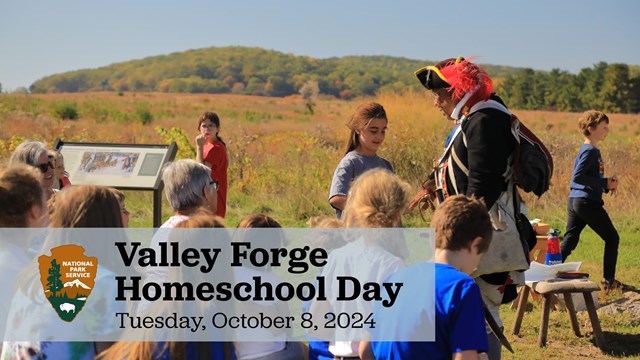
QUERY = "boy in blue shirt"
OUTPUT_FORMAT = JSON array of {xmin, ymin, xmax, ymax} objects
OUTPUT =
[
  {"xmin": 561, "ymin": 110, "xmax": 633, "ymax": 292},
  {"xmin": 365, "ymin": 195, "xmax": 492, "ymax": 360}
]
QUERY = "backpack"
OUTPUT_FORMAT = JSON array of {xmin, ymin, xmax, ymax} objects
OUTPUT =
[{"xmin": 510, "ymin": 114, "xmax": 554, "ymax": 197}]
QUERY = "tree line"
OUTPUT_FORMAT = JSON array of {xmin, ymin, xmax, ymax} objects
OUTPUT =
[
  {"xmin": 497, "ymin": 62, "xmax": 640, "ymax": 113},
  {"xmin": 27, "ymin": 47, "xmax": 518, "ymax": 100},
  {"xmin": 27, "ymin": 46, "xmax": 639, "ymax": 113}
]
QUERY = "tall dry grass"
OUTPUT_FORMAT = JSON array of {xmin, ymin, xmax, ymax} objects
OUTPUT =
[
  {"xmin": 375, "ymin": 91, "xmax": 640, "ymax": 230},
  {"xmin": 1, "ymin": 91, "xmax": 639, "ymax": 229},
  {"xmin": 3, "ymin": 91, "xmax": 639, "ymax": 358}
]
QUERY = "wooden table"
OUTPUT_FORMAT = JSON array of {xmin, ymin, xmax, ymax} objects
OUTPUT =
[{"xmin": 510, "ymin": 235, "xmax": 552, "ymax": 309}]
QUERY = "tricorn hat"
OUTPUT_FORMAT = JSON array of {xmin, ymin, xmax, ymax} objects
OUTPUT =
[
  {"xmin": 414, "ymin": 57, "xmax": 463, "ymax": 90},
  {"xmin": 415, "ymin": 56, "xmax": 493, "ymax": 103},
  {"xmin": 414, "ymin": 58, "xmax": 458, "ymax": 90}
]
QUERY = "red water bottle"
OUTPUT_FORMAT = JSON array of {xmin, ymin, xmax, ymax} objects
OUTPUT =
[{"xmin": 545, "ymin": 229, "xmax": 562, "ymax": 265}]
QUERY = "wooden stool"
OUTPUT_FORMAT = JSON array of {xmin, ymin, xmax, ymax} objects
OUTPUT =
[{"xmin": 511, "ymin": 279, "xmax": 604, "ymax": 349}]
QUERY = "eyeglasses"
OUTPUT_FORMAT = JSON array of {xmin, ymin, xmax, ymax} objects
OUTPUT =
[
  {"xmin": 209, "ymin": 180, "xmax": 219, "ymax": 191},
  {"xmin": 35, "ymin": 161, "xmax": 54, "ymax": 173}
]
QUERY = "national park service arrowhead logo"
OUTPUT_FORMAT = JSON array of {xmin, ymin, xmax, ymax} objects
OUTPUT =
[{"xmin": 38, "ymin": 244, "xmax": 98, "ymax": 322}]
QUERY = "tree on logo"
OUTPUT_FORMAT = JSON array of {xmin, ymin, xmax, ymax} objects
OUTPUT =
[{"xmin": 47, "ymin": 259, "xmax": 64, "ymax": 297}]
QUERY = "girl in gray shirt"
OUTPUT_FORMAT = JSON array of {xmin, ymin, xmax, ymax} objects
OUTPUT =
[{"xmin": 329, "ymin": 102, "xmax": 393, "ymax": 218}]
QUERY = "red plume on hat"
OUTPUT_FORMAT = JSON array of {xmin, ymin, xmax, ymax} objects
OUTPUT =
[{"xmin": 438, "ymin": 57, "xmax": 493, "ymax": 106}]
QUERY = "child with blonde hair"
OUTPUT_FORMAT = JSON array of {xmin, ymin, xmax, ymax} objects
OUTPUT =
[{"xmin": 319, "ymin": 169, "xmax": 412, "ymax": 358}]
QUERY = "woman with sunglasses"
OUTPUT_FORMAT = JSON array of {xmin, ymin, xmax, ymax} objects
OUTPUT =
[{"xmin": 9, "ymin": 141, "xmax": 55, "ymax": 199}]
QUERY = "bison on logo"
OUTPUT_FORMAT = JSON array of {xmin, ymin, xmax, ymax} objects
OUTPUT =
[{"xmin": 38, "ymin": 244, "xmax": 98, "ymax": 322}]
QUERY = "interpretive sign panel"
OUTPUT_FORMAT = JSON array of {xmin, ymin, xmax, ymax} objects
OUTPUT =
[{"xmin": 54, "ymin": 139, "xmax": 177, "ymax": 190}]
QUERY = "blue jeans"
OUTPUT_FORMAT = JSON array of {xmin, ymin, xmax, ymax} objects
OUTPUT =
[{"xmin": 561, "ymin": 197, "xmax": 619, "ymax": 280}]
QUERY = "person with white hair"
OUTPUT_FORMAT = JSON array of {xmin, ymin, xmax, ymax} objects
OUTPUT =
[
  {"xmin": 9, "ymin": 141, "xmax": 55, "ymax": 199},
  {"xmin": 138, "ymin": 159, "xmax": 218, "ymax": 314},
  {"xmin": 157, "ymin": 159, "xmax": 218, "ymax": 229}
]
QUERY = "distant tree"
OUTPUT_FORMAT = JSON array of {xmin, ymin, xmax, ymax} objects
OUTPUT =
[
  {"xmin": 168, "ymin": 78, "xmax": 187, "ymax": 93},
  {"xmin": 223, "ymin": 75, "xmax": 237, "ymax": 87},
  {"xmin": 544, "ymin": 69, "xmax": 581, "ymax": 111},
  {"xmin": 299, "ymin": 80, "xmax": 319, "ymax": 114},
  {"xmin": 0, "ymin": 82, "xmax": 2, "ymax": 93},
  {"xmin": 577, "ymin": 62, "xmax": 608, "ymax": 110},
  {"xmin": 29, "ymin": 84, "xmax": 45, "ymax": 94},
  {"xmin": 135, "ymin": 107, "xmax": 154, "ymax": 125},
  {"xmin": 629, "ymin": 76, "xmax": 640, "ymax": 113},
  {"xmin": 51, "ymin": 101, "xmax": 79, "ymax": 120},
  {"xmin": 265, "ymin": 76, "xmax": 294, "ymax": 97},
  {"xmin": 230, "ymin": 82, "xmax": 245, "ymax": 94},
  {"xmin": 348, "ymin": 73, "xmax": 378, "ymax": 97},
  {"xmin": 500, "ymin": 69, "xmax": 536, "ymax": 109},
  {"xmin": 497, "ymin": 76, "xmax": 516, "ymax": 106},
  {"xmin": 556, "ymin": 72, "xmax": 582, "ymax": 112},
  {"xmin": 183, "ymin": 76, "xmax": 207, "ymax": 93},
  {"xmin": 339, "ymin": 89, "xmax": 354, "ymax": 100},
  {"xmin": 599, "ymin": 64, "xmax": 632, "ymax": 113},
  {"xmin": 13, "ymin": 86, "xmax": 29, "ymax": 94},
  {"xmin": 543, "ymin": 69, "xmax": 562, "ymax": 110},
  {"xmin": 195, "ymin": 63, "xmax": 215, "ymax": 79},
  {"xmin": 524, "ymin": 70, "xmax": 546, "ymax": 110},
  {"xmin": 245, "ymin": 77, "xmax": 266, "ymax": 96},
  {"xmin": 157, "ymin": 79, "xmax": 174, "ymax": 92},
  {"xmin": 47, "ymin": 259, "xmax": 64, "ymax": 297},
  {"xmin": 204, "ymin": 79, "xmax": 230, "ymax": 93}
]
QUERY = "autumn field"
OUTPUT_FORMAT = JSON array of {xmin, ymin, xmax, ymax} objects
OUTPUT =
[{"xmin": 1, "ymin": 91, "xmax": 639, "ymax": 358}]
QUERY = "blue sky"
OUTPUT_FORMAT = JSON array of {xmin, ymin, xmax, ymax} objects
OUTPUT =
[{"xmin": 1, "ymin": 0, "xmax": 638, "ymax": 91}]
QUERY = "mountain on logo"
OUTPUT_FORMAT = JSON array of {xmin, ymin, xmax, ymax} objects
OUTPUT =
[{"xmin": 63, "ymin": 279, "xmax": 91, "ymax": 289}]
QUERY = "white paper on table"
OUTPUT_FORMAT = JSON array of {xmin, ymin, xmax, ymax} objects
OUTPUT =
[{"xmin": 524, "ymin": 261, "xmax": 582, "ymax": 283}]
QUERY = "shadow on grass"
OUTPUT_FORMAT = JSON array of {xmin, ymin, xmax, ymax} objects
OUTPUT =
[{"xmin": 600, "ymin": 331, "xmax": 640, "ymax": 356}]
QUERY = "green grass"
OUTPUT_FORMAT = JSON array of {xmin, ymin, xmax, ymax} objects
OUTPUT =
[{"xmin": 500, "ymin": 229, "xmax": 640, "ymax": 359}]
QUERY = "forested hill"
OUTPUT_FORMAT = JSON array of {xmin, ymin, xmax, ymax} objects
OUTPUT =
[
  {"xmin": 29, "ymin": 46, "xmax": 639, "ymax": 113},
  {"xmin": 29, "ymin": 46, "xmax": 519, "ymax": 98}
]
